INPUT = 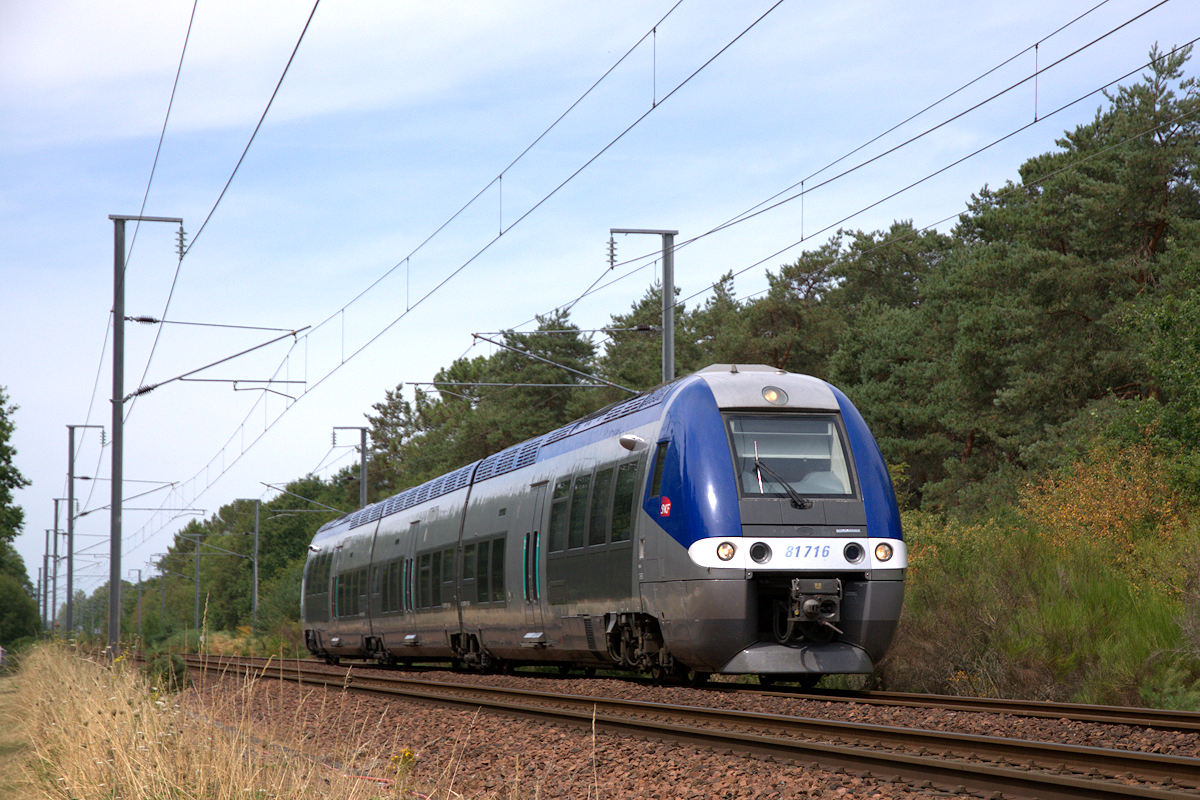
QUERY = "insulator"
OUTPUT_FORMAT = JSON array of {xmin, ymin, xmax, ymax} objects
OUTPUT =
[{"xmin": 607, "ymin": 237, "xmax": 617, "ymax": 269}]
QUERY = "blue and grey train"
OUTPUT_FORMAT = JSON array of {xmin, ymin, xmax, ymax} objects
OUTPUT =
[{"xmin": 301, "ymin": 364, "xmax": 905, "ymax": 681}]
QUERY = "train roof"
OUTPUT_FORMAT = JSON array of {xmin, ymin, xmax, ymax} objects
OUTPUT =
[{"xmin": 694, "ymin": 364, "xmax": 839, "ymax": 410}]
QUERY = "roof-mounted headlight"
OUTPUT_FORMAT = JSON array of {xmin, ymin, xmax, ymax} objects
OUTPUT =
[{"xmin": 762, "ymin": 386, "xmax": 788, "ymax": 405}]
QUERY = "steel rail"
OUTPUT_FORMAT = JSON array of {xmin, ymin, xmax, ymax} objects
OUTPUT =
[
  {"xmin": 185, "ymin": 655, "xmax": 1200, "ymax": 800},
  {"xmin": 196, "ymin": 654, "xmax": 1200, "ymax": 733},
  {"xmin": 742, "ymin": 686, "xmax": 1200, "ymax": 734}
]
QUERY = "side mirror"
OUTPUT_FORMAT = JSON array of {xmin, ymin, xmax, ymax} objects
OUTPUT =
[{"xmin": 619, "ymin": 434, "xmax": 647, "ymax": 451}]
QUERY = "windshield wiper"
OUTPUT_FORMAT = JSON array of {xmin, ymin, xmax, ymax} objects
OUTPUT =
[{"xmin": 753, "ymin": 443, "xmax": 813, "ymax": 510}]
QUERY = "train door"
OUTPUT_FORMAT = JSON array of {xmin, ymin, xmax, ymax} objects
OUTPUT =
[
  {"xmin": 389, "ymin": 518, "xmax": 421, "ymax": 652},
  {"xmin": 521, "ymin": 482, "xmax": 548, "ymax": 629}
]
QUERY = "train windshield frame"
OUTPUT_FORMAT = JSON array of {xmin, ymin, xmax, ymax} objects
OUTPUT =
[{"xmin": 725, "ymin": 413, "xmax": 856, "ymax": 499}]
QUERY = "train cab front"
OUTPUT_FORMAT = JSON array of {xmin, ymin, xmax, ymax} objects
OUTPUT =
[{"xmin": 648, "ymin": 365, "xmax": 906, "ymax": 679}]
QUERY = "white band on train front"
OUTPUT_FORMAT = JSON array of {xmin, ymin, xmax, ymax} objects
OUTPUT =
[{"xmin": 686, "ymin": 537, "xmax": 907, "ymax": 571}]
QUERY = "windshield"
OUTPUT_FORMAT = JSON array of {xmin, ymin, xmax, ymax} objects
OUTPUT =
[{"xmin": 727, "ymin": 414, "xmax": 854, "ymax": 498}]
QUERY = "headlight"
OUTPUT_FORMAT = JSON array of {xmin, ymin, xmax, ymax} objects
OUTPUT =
[
  {"xmin": 843, "ymin": 542, "xmax": 864, "ymax": 563},
  {"xmin": 762, "ymin": 386, "xmax": 788, "ymax": 405},
  {"xmin": 874, "ymin": 542, "xmax": 894, "ymax": 562},
  {"xmin": 749, "ymin": 542, "xmax": 771, "ymax": 563},
  {"xmin": 716, "ymin": 542, "xmax": 736, "ymax": 561}
]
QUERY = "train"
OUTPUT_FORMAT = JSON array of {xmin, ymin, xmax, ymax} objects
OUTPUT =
[{"xmin": 301, "ymin": 363, "xmax": 905, "ymax": 682}]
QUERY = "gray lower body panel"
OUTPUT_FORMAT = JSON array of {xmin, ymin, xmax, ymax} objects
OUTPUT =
[
  {"xmin": 644, "ymin": 576, "xmax": 903, "ymax": 674},
  {"xmin": 719, "ymin": 641, "xmax": 874, "ymax": 674}
]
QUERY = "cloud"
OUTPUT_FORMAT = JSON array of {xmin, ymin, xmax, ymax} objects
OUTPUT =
[{"xmin": 0, "ymin": 0, "xmax": 635, "ymax": 151}]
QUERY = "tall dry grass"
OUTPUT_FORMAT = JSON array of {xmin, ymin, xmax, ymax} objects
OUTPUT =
[{"xmin": 7, "ymin": 642, "xmax": 435, "ymax": 799}]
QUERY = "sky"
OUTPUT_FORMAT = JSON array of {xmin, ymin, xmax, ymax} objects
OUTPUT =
[{"xmin": 2, "ymin": 0, "xmax": 1196, "ymax": 612}]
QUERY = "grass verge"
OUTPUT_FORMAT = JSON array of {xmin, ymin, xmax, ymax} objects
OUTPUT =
[
  {"xmin": 0, "ymin": 675, "xmax": 33, "ymax": 796},
  {"xmin": 6, "ymin": 642, "xmax": 438, "ymax": 799}
]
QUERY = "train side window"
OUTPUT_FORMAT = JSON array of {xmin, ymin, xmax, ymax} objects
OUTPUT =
[
  {"xmin": 650, "ymin": 441, "xmax": 669, "ymax": 496},
  {"xmin": 476, "ymin": 541, "xmax": 490, "ymax": 604},
  {"xmin": 375, "ymin": 563, "xmax": 386, "ymax": 612},
  {"xmin": 548, "ymin": 478, "xmax": 571, "ymax": 552},
  {"xmin": 462, "ymin": 543, "xmax": 476, "ymax": 580},
  {"xmin": 431, "ymin": 551, "xmax": 443, "ymax": 607},
  {"xmin": 440, "ymin": 547, "xmax": 456, "ymax": 606},
  {"xmin": 355, "ymin": 567, "xmax": 368, "ymax": 615},
  {"xmin": 304, "ymin": 553, "xmax": 332, "ymax": 622},
  {"xmin": 418, "ymin": 553, "xmax": 432, "ymax": 609},
  {"xmin": 335, "ymin": 569, "xmax": 363, "ymax": 617},
  {"xmin": 357, "ymin": 568, "xmax": 365, "ymax": 614},
  {"xmin": 588, "ymin": 466, "xmax": 615, "ymax": 546},
  {"xmin": 306, "ymin": 554, "xmax": 319, "ymax": 594},
  {"xmin": 568, "ymin": 473, "xmax": 591, "ymax": 549},
  {"xmin": 379, "ymin": 561, "xmax": 389, "ymax": 613},
  {"xmin": 339, "ymin": 571, "xmax": 350, "ymax": 616},
  {"xmin": 388, "ymin": 560, "xmax": 402, "ymax": 613},
  {"xmin": 490, "ymin": 538, "xmax": 505, "ymax": 602},
  {"xmin": 611, "ymin": 460, "xmax": 639, "ymax": 542}
]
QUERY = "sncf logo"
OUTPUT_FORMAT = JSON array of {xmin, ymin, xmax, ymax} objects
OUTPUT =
[{"xmin": 659, "ymin": 497, "xmax": 672, "ymax": 518}]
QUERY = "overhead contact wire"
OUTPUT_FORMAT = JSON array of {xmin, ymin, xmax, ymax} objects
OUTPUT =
[
  {"xmin": 127, "ymin": 3, "xmax": 786, "ymax": 552},
  {"xmin": 518, "ymin": 0, "xmax": 1126, "ymax": 332},
  {"xmin": 183, "ymin": 1, "xmax": 321, "ymax": 257},
  {"xmin": 307, "ymin": 0, "xmax": 688, "ymax": 334},
  {"xmin": 680, "ymin": 42, "xmax": 1200, "ymax": 308},
  {"xmin": 539, "ymin": 0, "xmax": 1180, "ymax": 325}
]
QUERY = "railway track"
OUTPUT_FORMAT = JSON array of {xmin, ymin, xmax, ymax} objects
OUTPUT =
[
  {"xmin": 739, "ymin": 685, "xmax": 1200, "ymax": 734},
  {"xmin": 184, "ymin": 654, "xmax": 1200, "ymax": 799},
  {"xmin": 189, "ymin": 655, "xmax": 1200, "ymax": 733}
]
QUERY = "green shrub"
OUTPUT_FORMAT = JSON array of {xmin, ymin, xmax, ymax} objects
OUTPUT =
[{"xmin": 881, "ymin": 504, "xmax": 1200, "ymax": 707}]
